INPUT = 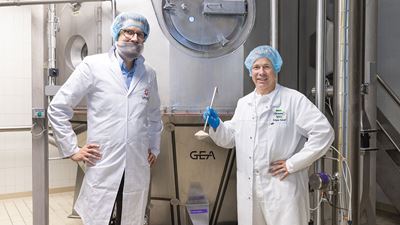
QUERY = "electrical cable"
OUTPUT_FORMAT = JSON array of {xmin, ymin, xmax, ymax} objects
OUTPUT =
[
  {"xmin": 329, "ymin": 146, "xmax": 353, "ymax": 222},
  {"xmin": 310, "ymin": 194, "xmax": 324, "ymax": 211},
  {"xmin": 31, "ymin": 122, "xmax": 47, "ymax": 138}
]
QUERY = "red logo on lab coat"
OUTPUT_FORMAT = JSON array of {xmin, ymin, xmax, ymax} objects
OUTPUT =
[{"xmin": 143, "ymin": 88, "xmax": 150, "ymax": 100}]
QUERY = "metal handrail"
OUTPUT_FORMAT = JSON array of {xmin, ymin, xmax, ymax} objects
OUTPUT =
[
  {"xmin": 377, "ymin": 74, "xmax": 400, "ymax": 107},
  {"xmin": 0, "ymin": 126, "xmax": 31, "ymax": 133},
  {"xmin": 377, "ymin": 120, "xmax": 400, "ymax": 153},
  {"xmin": 377, "ymin": 74, "xmax": 400, "ymax": 153}
]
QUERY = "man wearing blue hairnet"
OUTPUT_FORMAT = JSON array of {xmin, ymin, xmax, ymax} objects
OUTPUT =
[
  {"xmin": 48, "ymin": 12, "xmax": 162, "ymax": 225},
  {"xmin": 203, "ymin": 45, "xmax": 334, "ymax": 225}
]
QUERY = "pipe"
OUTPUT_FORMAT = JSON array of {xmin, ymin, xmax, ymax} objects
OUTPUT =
[
  {"xmin": 335, "ymin": 0, "xmax": 363, "ymax": 224},
  {"xmin": 360, "ymin": 0, "xmax": 377, "ymax": 224},
  {"xmin": 96, "ymin": 6, "xmax": 102, "ymax": 53},
  {"xmin": 0, "ymin": 126, "xmax": 32, "ymax": 132},
  {"xmin": 47, "ymin": 4, "xmax": 57, "ymax": 86},
  {"xmin": 111, "ymin": 0, "xmax": 116, "ymax": 19},
  {"xmin": 270, "ymin": 0, "xmax": 278, "ymax": 50},
  {"xmin": 316, "ymin": 0, "xmax": 326, "ymax": 113},
  {"xmin": 315, "ymin": 1, "xmax": 326, "ymax": 224},
  {"xmin": 0, "ymin": 0, "xmax": 109, "ymax": 7},
  {"xmin": 348, "ymin": 0, "xmax": 363, "ymax": 223},
  {"xmin": 334, "ymin": 0, "xmax": 349, "ymax": 224}
]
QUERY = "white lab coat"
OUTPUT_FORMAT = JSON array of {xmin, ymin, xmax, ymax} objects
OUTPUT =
[
  {"xmin": 209, "ymin": 84, "xmax": 334, "ymax": 225},
  {"xmin": 48, "ymin": 49, "xmax": 162, "ymax": 225}
]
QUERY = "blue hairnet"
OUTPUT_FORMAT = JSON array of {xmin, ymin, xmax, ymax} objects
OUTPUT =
[
  {"xmin": 111, "ymin": 12, "xmax": 150, "ymax": 42},
  {"xmin": 244, "ymin": 45, "xmax": 283, "ymax": 76}
]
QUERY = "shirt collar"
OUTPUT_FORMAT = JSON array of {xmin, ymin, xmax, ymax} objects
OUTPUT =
[
  {"xmin": 247, "ymin": 84, "xmax": 281, "ymax": 107},
  {"xmin": 115, "ymin": 49, "xmax": 136, "ymax": 74}
]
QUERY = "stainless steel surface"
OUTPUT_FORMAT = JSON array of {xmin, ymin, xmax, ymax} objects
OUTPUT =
[
  {"xmin": 377, "ymin": 75, "xmax": 400, "ymax": 107},
  {"xmin": 55, "ymin": 1, "xmax": 113, "ymax": 89},
  {"xmin": 202, "ymin": 0, "xmax": 247, "ymax": 15},
  {"xmin": 47, "ymin": 4, "xmax": 57, "ymax": 93},
  {"xmin": 376, "ymin": 1, "xmax": 400, "ymax": 216},
  {"xmin": 0, "ymin": 0, "xmax": 110, "ymax": 7},
  {"xmin": 347, "ymin": 0, "xmax": 363, "ymax": 223},
  {"xmin": 149, "ymin": 114, "xmax": 237, "ymax": 225},
  {"xmin": 334, "ymin": 0, "xmax": 363, "ymax": 223},
  {"xmin": 376, "ymin": 110, "xmax": 400, "ymax": 213},
  {"xmin": 96, "ymin": 6, "xmax": 102, "ymax": 53},
  {"xmin": 315, "ymin": 1, "xmax": 326, "ymax": 224},
  {"xmin": 150, "ymin": 0, "xmax": 255, "ymax": 58},
  {"xmin": 32, "ymin": 6, "xmax": 49, "ymax": 225},
  {"xmin": 47, "ymin": 4, "xmax": 56, "ymax": 70},
  {"xmin": 359, "ymin": 0, "xmax": 378, "ymax": 224},
  {"xmin": 316, "ymin": 0, "xmax": 326, "ymax": 113},
  {"xmin": 377, "ymin": 113, "xmax": 400, "ymax": 153},
  {"xmin": 111, "ymin": 0, "xmax": 116, "ymax": 19},
  {"xmin": 167, "ymin": 45, "xmax": 243, "ymax": 113},
  {"xmin": 334, "ymin": 1, "xmax": 349, "ymax": 223},
  {"xmin": 270, "ymin": 0, "xmax": 278, "ymax": 50}
]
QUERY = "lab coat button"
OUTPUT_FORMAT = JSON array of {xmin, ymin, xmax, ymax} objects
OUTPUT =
[{"xmin": 250, "ymin": 137, "xmax": 252, "ymax": 139}]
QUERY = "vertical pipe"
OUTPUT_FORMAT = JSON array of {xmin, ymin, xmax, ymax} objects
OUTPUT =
[
  {"xmin": 47, "ymin": 4, "xmax": 56, "ymax": 86},
  {"xmin": 96, "ymin": 6, "xmax": 102, "ymax": 53},
  {"xmin": 111, "ymin": 0, "xmax": 116, "ymax": 19},
  {"xmin": 316, "ymin": 0, "xmax": 326, "ymax": 113},
  {"xmin": 362, "ymin": 0, "xmax": 377, "ymax": 223},
  {"xmin": 334, "ymin": 0, "xmax": 348, "ymax": 224},
  {"xmin": 348, "ymin": 0, "xmax": 363, "ymax": 223},
  {"xmin": 315, "ymin": 1, "xmax": 326, "ymax": 224},
  {"xmin": 32, "ymin": 6, "xmax": 49, "ymax": 225},
  {"xmin": 270, "ymin": 0, "xmax": 278, "ymax": 50}
]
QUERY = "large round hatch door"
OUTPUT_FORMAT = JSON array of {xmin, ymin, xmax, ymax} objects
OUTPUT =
[{"xmin": 152, "ymin": 0, "xmax": 256, "ymax": 57}]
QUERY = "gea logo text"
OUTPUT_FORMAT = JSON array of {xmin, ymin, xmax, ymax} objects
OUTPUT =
[{"xmin": 190, "ymin": 150, "xmax": 216, "ymax": 160}]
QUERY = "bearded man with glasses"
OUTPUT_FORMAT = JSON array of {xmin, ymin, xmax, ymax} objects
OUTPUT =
[{"xmin": 48, "ymin": 12, "xmax": 162, "ymax": 225}]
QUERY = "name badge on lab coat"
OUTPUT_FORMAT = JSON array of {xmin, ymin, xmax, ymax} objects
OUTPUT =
[{"xmin": 272, "ymin": 108, "xmax": 287, "ymax": 123}]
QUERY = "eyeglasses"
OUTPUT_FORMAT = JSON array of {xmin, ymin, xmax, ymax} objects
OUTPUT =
[{"xmin": 120, "ymin": 29, "xmax": 145, "ymax": 41}]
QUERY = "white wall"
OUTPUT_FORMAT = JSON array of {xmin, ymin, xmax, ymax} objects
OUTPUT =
[
  {"xmin": 0, "ymin": 7, "xmax": 76, "ymax": 196},
  {"xmin": 0, "ymin": 0, "xmax": 170, "ymax": 196}
]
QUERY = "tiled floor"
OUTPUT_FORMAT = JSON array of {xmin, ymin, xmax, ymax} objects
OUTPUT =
[
  {"xmin": 0, "ymin": 191, "xmax": 399, "ymax": 225},
  {"xmin": 0, "ymin": 192, "xmax": 82, "ymax": 225}
]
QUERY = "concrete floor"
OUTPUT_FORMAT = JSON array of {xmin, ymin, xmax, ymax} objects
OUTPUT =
[{"xmin": 376, "ymin": 210, "xmax": 400, "ymax": 225}]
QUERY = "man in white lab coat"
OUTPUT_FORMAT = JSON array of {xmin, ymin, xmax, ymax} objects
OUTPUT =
[
  {"xmin": 48, "ymin": 12, "xmax": 162, "ymax": 225},
  {"xmin": 203, "ymin": 45, "xmax": 334, "ymax": 225}
]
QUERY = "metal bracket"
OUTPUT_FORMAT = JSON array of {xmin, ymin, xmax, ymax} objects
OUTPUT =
[
  {"xmin": 32, "ymin": 108, "xmax": 46, "ymax": 119},
  {"xmin": 45, "ymin": 85, "xmax": 61, "ymax": 96},
  {"xmin": 360, "ymin": 147, "xmax": 379, "ymax": 152},
  {"xmin": 361, "ymin": 82, "xmax": 369, "ymax": 95},
  {"xmin": 203, "ymin": 0, "xmax": 247, "ymax": 15},
  {"xmin": 360, "ymin": 129, "xmax": 379, "ymax": 134}
]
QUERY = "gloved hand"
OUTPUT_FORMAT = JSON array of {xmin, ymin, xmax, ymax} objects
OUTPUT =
[{"xmin": 203, "ymin": 106, "xmax": 220, "ymax": 129}]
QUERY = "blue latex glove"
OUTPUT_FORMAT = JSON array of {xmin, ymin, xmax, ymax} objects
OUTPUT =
[{"xmin": 203, "ymin": 106, "xmax": 220, "ymax": 129}]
